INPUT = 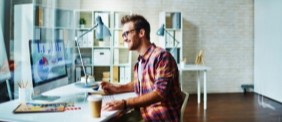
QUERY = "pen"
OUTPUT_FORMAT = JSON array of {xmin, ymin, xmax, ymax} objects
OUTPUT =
[{"xmin": 18, "ymin": 81, "xmax": 28, "ymax": 88}]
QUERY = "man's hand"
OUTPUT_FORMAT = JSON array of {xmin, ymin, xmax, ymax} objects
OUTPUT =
[
  {"xmin": 103, "ymin": 100, "xmax": 125, "ymax": 111},
  {"xmin": 100, "ymin": 81, "xmax": 119, "ymax": 94}
]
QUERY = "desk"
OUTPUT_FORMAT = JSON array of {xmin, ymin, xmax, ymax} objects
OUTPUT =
[
  {"xmin": 179, "ymin": 64, "xmax": 211, "ymax": 110},
  {"xmin": 0, "ymin": 83, "xmax": 136, "ymax": 122}
]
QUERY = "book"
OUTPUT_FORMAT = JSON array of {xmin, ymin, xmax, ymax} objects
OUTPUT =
[
  {"xmin": 75, "ymin": 67, "xmax": 81, "ymax": 82},
  {"xmin": 119, "ymin": 66, "xmax": 125, "ymax": 83},
  {"xmin": 113, "ymin": 66, "xmax": 119, "ymax": 83},
  {"xmin": 124, "ymin": 67, "xmax": 131, "ymax": 83}
]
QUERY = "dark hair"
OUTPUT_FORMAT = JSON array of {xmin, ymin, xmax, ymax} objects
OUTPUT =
[{"xmin": 121, "ymin": 14, "xmax": 150, "ymax": 40}]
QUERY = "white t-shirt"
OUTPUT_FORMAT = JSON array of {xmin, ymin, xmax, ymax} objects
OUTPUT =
[{"xmin": 138, "ymin": 60, "xmax": 142, "ymax": 95}]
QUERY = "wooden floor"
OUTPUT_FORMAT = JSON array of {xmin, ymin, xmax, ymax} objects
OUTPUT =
[{"xmin": 184, "ymin": 93, "xmax": 282, "ymax": 122}]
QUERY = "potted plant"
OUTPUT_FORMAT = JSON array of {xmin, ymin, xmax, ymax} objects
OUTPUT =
[{"xmin": 79, "ymin": 18, "xmax": 86, "ymax": 28}]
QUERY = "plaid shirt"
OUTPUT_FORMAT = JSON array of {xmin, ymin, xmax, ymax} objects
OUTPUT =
[{"xmin": 133, "ymin": 44, "xmax": 184, "ymax": 122}]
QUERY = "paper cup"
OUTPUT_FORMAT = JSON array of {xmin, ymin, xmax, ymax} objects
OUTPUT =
[{"xmin": 87, "ymin": 95, "xmax": 102, "ymax": 118}]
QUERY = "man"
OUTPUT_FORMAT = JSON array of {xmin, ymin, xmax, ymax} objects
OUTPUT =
[{"xmin": 102, "ymin": 14, "xmax": 184, "ymax": 122}]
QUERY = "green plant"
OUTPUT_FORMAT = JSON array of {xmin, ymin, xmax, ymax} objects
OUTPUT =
[{"xmin": 79, "ymin": 18, "xmax": 86, "ymax": 25}]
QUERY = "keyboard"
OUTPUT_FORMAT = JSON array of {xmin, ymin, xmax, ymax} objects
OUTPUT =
[{"xmin": 102, "ymin": 95, "xmax": 115, "ymax": 105}]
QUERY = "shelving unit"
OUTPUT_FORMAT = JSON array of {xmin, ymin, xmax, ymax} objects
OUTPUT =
[
  {"xmin": 14, "ymin": 3, "xmax": 75, "ymax": 80},
  {"xmin": 13, "ymin": 2, "xmax": 76, "ymax": 97},
  {"xmin": 74, "ymin": 10, "xmax": 132, "ymax": 84},
  {"xmin": 158, "ymin": 11, "xmax": 183, "ymax": 64},
  {"xmin": 35, "ymin": 5, "xmax": 75, "ymax": 82},
  {"xmin": 14, "ymin": 2, "xmax": 132, "ymax": 85},
  {"xmin": 92, "ymin": 11, "xmax": 112, "ymax": 83},
  {"xmin": 111, "ymin": 12, "xmax": 132, "ymax": 84}
]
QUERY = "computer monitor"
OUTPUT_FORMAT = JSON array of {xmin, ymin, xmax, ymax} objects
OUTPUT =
[{"xmin": 29, "ymin": 40, "xmax": 68, "ymax": 101}]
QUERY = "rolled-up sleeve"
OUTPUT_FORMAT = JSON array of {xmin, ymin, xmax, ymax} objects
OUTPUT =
[{"xmin": 154, "ymin": 52, "xmax": 175, "ymax": 98}]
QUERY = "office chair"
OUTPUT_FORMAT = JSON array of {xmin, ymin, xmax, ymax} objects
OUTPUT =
[{"xmin": 180, "ymin": 91, "xmax": 189, "ymax": 122}]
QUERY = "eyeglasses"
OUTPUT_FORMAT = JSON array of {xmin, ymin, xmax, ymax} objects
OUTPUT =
[{"xmin": 122, "ymin": 29, "xmax": 137, "ymax": 39}]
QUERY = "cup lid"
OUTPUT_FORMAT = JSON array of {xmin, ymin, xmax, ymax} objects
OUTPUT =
[{"xmin": 87, "ymin": 95, "xmax": 102, "ymax": 101}]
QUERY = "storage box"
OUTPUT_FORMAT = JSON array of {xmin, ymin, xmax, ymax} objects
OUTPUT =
[{"xmin": 93, "ymin": 49, "xmax": 111, "ymax": 65}]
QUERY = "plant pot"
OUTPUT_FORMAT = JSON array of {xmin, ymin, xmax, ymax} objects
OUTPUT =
[{"xmin": 80, "ymin": 24, "xmax": 85, "ymax": 28}]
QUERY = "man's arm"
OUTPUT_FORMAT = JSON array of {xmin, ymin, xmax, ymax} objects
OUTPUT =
[
  {"xmin": 101, "ymin": 81, "xmax": 135, "ymax": 94},
  {"xmin": 116, "ymin": 81, "xmax": 135, "ymax": 93},
  {"xmin": 103, "ymin": 90, "xmax": 163, "ymax": 111},
  {"xmin": 126, "ymin": 90, "xmax": 163, "ymax": 108}
]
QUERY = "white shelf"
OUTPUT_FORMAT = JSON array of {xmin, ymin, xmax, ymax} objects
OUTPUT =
[
  {"xmin": 13, "ymin": 3, "xmax": 76, "ymax": 98},
  {"xmin": 92, "ymin": 65, "xmax": 111, "ymax": 67},
  {"xmin": 93, "ymin": 46, "xmax": 111, "ymax": 49},
  {"xmin": 113, "ymin": 64, "xmax": 130, "ymax": 67},
  {"xmin": 159, "ymin": 11, "xmax": 183, "ymax": 64},
  {"xmin": 113, "ymin": 46, "xmax": 128, "ymax": 49},
  {"xmin": 75, "ymin": 64, "xmax": 93, "ymax": 67},
  {"xmin": 75, "ymin": 28, "xmax": 92, "ymax": 31},
  {"xmin": 165, "ymin": 28, "xmax": 182, "ymax": 31},
  {"xmin": 74, "ymin": 10, "xmax": 132, "ymax": 83}
]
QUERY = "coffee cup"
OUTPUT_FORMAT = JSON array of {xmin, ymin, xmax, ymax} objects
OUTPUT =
[{"xmin": 87, "ymin": 95, "xmax": 102, "ymax": 118}]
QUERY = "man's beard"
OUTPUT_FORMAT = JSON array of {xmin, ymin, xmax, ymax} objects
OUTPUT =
[{"xmin": 128, "ymin": 37, "xmax": 141, "ymax": 50}]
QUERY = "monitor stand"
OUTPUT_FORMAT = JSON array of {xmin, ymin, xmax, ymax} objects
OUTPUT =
[{"xmin": 32, "ymin": 95, "xmax": 60, "ymax": 102}]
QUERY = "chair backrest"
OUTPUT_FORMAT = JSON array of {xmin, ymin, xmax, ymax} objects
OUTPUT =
[{"xmin": 180, "ymin": 91, "xmax": 189, "ymax": 122}]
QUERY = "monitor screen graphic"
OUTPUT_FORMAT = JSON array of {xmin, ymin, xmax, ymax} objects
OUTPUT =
[{"xmin": 29, "ymin": 40, "xmax": 67, "ymax": 86}]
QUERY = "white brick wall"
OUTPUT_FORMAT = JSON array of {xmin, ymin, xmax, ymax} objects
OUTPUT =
[{"xmin": 59, "ymin": 0, "xmax": 254, "ymax": 93}]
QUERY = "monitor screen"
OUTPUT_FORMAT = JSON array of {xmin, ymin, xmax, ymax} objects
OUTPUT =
[{"xmin": 29, "ymin": 40, "xmax": 67, "ymax": 87}]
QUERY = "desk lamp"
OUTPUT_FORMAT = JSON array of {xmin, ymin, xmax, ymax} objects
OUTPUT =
[
  {"xmin": 75, "ymin": 16, "xmax": 111, "ymax": 88},
  {"xmin": 156, "ymin": 24, "xmax": 180, "ymax": 54}
]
